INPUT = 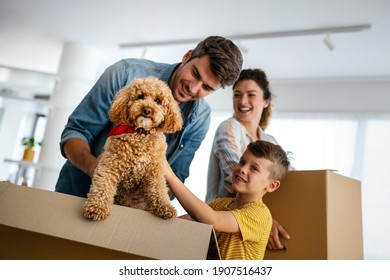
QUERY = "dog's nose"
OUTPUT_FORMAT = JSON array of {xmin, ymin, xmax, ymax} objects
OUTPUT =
[{"xmin": 143, "ymin": 108, "xmax": 152, "ymax": 116}]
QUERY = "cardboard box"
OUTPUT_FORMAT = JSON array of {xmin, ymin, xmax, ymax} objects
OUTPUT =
[
  {"xmin": 263, "ymin": 170, "xmax": 363, "ymax": 260},
  {"xmin": 0, "ymin": 182, "xmax": 219, "ymax": 260}
]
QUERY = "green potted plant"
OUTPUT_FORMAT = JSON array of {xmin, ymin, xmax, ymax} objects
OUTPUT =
[{"xmin": 21, "ymin": 137, "xmax": 42, "ymax": 161}]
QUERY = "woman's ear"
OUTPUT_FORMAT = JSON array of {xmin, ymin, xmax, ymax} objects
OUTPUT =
[{"xmin": 266, "ymin": 179, "xmax": 281, "ymax": 193}]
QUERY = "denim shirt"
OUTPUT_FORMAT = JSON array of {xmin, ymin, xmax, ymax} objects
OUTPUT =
[{"xmin": 55, "ymin": 58, "xmax": 211, "ymax": 198}]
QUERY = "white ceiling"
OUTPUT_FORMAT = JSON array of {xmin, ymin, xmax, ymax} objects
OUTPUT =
[{"xmin": 0, "ymin": 0, "xmax": 390, "ymax": 82}]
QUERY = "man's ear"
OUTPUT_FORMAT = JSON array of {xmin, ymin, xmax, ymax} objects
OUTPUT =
[
  {"xmin": 182, "ymin": 50, "xmax": 192, "ymax": 63},
  {"xmin": 266, "ymin": 179, "xmax": 281, "ymax": 193}
]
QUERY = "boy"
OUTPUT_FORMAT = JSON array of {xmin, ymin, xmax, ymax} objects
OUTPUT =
[{"xmin": 163, "ymin": 140, "xmax": 290, "ymax": 260}]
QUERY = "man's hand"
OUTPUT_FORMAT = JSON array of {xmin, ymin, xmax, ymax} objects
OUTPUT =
[
  {"xmin": 63, "ymin": 138, "xmax": 100, "ymax": 177},
  {"xmin": 88, "ymin": 154, "xmax": 103, "ymax": 177},
  {"xmin": 267, "ymin": 219, "xmax": 290, "ymax": 250}
]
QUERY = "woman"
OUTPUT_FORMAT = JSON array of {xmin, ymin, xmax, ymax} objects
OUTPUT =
[{"xmin": 206, "ymin": 68, "xmax": 290, "ymax": 249}]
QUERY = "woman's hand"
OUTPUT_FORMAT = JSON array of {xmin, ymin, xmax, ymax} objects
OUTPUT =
[{"xmin": 267, "ymin": 219, "xmax": 290, "ymax": 249}]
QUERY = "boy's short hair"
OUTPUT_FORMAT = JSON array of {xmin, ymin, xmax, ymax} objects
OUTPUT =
[
  {"xmin": 247, "ymin": 141, "xmax": 290, "ymax": 181},
  {"xmin": 190, "ymin": 36, "xmax": 243, "ymax": 88}
]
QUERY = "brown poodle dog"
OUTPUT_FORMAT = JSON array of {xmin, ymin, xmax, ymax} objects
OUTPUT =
[{"xmin": 83, "ymin": 76, "xmax": 183, "ymax": 220}]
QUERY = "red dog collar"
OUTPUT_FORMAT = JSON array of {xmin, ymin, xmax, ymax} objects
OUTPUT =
[{"xmin": 108, "ymin": 124, "xmax": 150, "ymax": 137}]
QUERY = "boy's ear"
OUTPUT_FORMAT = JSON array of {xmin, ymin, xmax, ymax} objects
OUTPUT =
[{"xmin": 266, "ymin": 180, "xmax": 281, "ymax": 193}]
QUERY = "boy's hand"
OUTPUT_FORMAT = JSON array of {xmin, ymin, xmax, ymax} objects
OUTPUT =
[
  {"xmin": 163, "ymin": 159, "xmax": 176, "ymax": 200},
  {"xmin": 163, "ymin": 159, "xmax": 174, "ymax": 181}
]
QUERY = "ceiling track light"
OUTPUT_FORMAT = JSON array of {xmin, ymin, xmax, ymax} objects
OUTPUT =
[
  {"xmin": 236, "ymin": 40, "xmax": 249, "ymax": 54},
  {"xmin": 119, "ymin": 24, "xmax": 371, "ymax": 48},
  {"xmin": 323, "ymin": 33, "xmax": 335, "ymax": 51},
  {"xmin": 140, "ymin": 46, "xmax": 148, "ymax": 58}
]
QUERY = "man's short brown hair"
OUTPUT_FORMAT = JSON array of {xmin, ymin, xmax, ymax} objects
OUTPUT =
[{"xmin": 190, "ymin": 36, "xmax": 243, "ymax": 88}]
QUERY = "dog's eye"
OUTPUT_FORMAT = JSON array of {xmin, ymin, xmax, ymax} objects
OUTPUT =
[
  {"xmin": 154, "ymin": 98, "xmax": 161, "ymax": 104},
  {"xmin": 138, "ymin": 94, "xmax": 144, "ymax": 100}
]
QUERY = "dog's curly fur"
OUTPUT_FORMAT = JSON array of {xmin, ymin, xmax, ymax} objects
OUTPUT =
[{"xmin": 83, "ymin": 76, "xmax": 183, "ymax": 220}]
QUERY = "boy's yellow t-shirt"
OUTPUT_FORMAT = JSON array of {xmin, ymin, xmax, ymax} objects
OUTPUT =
[{"xmin": 208, "ymin": 198, "xmax": 272, "ymax": 260}]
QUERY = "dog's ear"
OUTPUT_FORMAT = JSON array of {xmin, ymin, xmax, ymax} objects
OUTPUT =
[
  {"xmin": 161, "ymin": 95, "xmax": 183, "ymax": 133},
  {"xmin": 109, "ymin": 85, "xmax": 134, "ymax": 123}
]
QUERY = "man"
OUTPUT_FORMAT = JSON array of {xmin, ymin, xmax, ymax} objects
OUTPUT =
[{"xmin": 55, "ymin": 36, "xmax": 243, "ymax": 198}]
